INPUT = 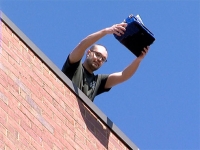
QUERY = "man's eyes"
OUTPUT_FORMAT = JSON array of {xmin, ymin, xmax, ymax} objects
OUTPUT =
[{"xmin": 95, "ymin": 52, "xmax": 106, "ymax": 61}]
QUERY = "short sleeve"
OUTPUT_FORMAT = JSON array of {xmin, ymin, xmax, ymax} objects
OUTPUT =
[
  {"xmin": 96, "ymin": 74, "xmax": 111, "ymax": 95},
  {"xmin": 62, "ymin": 55, "xmax": 81, "ymax": 80}
]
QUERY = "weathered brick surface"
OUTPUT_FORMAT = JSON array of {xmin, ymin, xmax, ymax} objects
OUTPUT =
[{"xmin": 0, "ymin": 20, "xmax": 130, "ymax": 150}]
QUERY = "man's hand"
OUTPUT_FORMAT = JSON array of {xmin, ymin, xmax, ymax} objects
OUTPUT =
[
  {"xmin": 105, "ymin": 23, "xmax": 127, "ymax": 36},
  {"xmin": 137, "ymin": 46, "xmax": 150, "ymax": 61}
]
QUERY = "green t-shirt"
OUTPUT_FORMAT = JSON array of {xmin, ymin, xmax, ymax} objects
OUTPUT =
[{"xmin": 62, "ymin": 56, "xmax": 111, "ymax": 101}]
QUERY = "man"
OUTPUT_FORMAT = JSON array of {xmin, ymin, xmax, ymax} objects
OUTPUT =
[{"xmin": 62, "ymin": 22, "xmax": 149, "ymax": 101}]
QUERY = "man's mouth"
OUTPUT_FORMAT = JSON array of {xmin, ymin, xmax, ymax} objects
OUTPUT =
[{"xmin": 92, "ymin": 61, "xmax": 99, "ymax": 68}]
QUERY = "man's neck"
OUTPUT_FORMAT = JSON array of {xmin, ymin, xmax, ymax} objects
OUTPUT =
[{"xmin": 82, "ymin": 62, "xmax": 93, "ymax": 74}]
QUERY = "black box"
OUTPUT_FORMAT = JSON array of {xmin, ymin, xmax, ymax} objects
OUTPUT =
[{"xmin": 114, "ymin": 14, "xmax": 155, "ymax": 57}]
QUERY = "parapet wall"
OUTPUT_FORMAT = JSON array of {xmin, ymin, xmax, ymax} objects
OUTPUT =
[{"xmin": 0, "ymin": 12, "xmax": 139, "ymax": 150}]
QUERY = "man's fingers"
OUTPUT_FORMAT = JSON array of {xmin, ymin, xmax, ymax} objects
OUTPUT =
[
  {"xmin": 120, "ymin": 22, "xmax": 127, "ymax": 27},
  {"xmin": 114, "ymin": 31, "xmax": 121, "ymax": 36},
  {"xmin": 143, "ymin": 46, "xmax": 150, "ymax": 53},
  {"xmin": 114, "ymin": 24, "xmax": 126, "ymax": 35},
  {"xmin": 112, "ymin": 23, "xmax": 127, "ymax": 36},
  {"xmin": 116, "ymin": 27, "xmax": 125, "ymax": 34}
]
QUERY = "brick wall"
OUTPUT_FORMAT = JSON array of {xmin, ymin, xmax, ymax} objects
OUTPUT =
[{"xmin": 0, "ymin": 15, "xmax": 135, "ymax": 150}]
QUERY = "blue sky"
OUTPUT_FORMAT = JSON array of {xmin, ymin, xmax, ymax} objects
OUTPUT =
[{"xmin": 1, "ymin": 0, "xmax": 199, "ymax": 150}]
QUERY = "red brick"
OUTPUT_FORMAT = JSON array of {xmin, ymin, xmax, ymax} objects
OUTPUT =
[
  {"xmin": 26, "ymin": 95, "xmax": 42, "ymax": 115},
  {"xmin": 52, "ymin": 113, "xmax": 64, "ymax": 127},
  {"xmin": 30, "ymin": 67, "xmax": 44, "ymax": 87},
  {"xmin": 40, "ymin": 129, "xmax": 55, "ymax": 149},
  {"xmin": 1, "ymin": 35, "xmax": 9, "ymax": 48},
  {"xmin": 30, "ymin": 136, "xmax": 43, "ymax": 150},
  {"xmin": 20, "ymin": 41, "xmax": 28, "ymax": 52},
  {"xmin": 74, "ymin": 118, "xmax": 86, "ymax": 136},
  {"xmin": 0, "ymin": 95, "xmax": 9, "ymax": 115},
  {"xmin": 0, "ymin": 133, "xmax": 16, "ymax": 150},
  {"xmin": 0, "ymin": 47, "xmax": 9, "ymax": 60},
  {"xmin": 0, "ymin": 108, "xmax": 7, "ymax": 127},
  {"xmin": 25, "ymin": 78, "xmax": 42, "ymax": 99},
  {"xmin": 42, "ymin": 63, "xmax": 50, "ymax": 79},
  {"xmin": 49, "ymin": 70, "xmax": 57, "ymax": 80},
  {"xmin": 2, "ymin": 122, "xmax": 18, "ymax": 144},
  {"xmin": 110, "ymin": 132, "xmax": 120, "ymax": 144},
  {"xmin": 52, "ymin": 78, "xmax": 66, "ymax": 96},
  {"xmin": 27, "ymin": 48, "xmax": 35, "ymax": 57},
  {"xmin": 95, "ymin": 139, "xmax": 108, "ymax": 150},
  {"xmin": 7, "ymin": 126, "xmax": 18, "ymax": 144},
  {"xmin": 69, "ymin": 91, "xmax": 78, "ymax": 101},
  {"xmin": 63, "ymin": 97, "xmax": 75, "ymax": 117},
  {"xmin": 118, "ymin": 140, "xmax": 128, "ymax": 150},
  {"xmin": 43, "ymin": 84, "xmax": 60, "ymax": 103},
  {"xmin": 0, "ymin": 123, "xmax": 7, "ymax": 138},
  {"xmin": 62, "ymin": 125, "xmax": 75, "ymax": 140},
  {"xmin": 0, "ymin": 72, "xmax": 9, "ymax": 91},
  {"xmin": 21, "ymin": 120, "xmax": 43, "ymax": 146},
  {"xmin": 41, "ymin": 139, "xmax": 52, "ymax": 150},
  {"xmin": 7, "ymin": 104, "xmax": 20, "ymax": 124},
  {"xmin": 31, "ymin": 94, "xmax": 51, "ymax": 116},
  {"xmin": 10, "ymin": 34, "xmax": 20, "ymax": 47},
  {"xmin": 8, "ymin": 48, "xmax": 20, "ymax": 65},
  {"xmin": 0, "ymin": 52, "xmax": 8, "ymax": 68},
  {"xmin": 7, "ymin": 72, "xmax": 20, "ymax": 96},
  {"xmin": 39, "ymin": 110, "xmax": 56, "ymax": 131},
  {"xmin": 38, "ymin": 114, "xmax": 54, "ymax": 134},
  {"xmin": 21, "ymin": 48, "xmax": 34, "ymax": 63},
  {"xmin": 52, "ymin": 86, "xmax": 66, "ymax": 106},
  {"xmin": 2, "ymin": 24, "xmax": 12, "ymax": 37},
  {"xmin": 85, "ymin": 130, "xmax": 97, "ymax": 143},
  {"xmin": 6, "ymin": 112, "xmax": 30, "ymax": 143},
  {"xmin": 18, "ymin": 137, "xmax": 30, "ymax": 149},
  {"xmin": 32, "ymin": 55, "xmax": 42, "ymax": 71},
  {"xmin": 19, "ymin": 58, "xmax": 32, "ymax": 72},
  {"xmin": 0, "ymin": 139, "xmax": 5, "ymax": 150},
  {"xmin": 1, "ymin": 54, "xmax": 21, "ymax": 79},
  {"xmin": 10, "ymin": 36, "xmax": 21, "ymax": 52},
  {"xmin": 64, "ymin": 136, "xmax": 76, "ymax": 150},
  {"xmin": 108, "ymin": 133, "xmax": 121, "ymax": 149},
  {"xmin": 53, "ymin": 131, "xmax": 71, "ymax": 150},
  {"xmin": 65, "ymin": 114, "xmax": 75, "ymax": 133},
  {"xmin": 74, "ymin": 130, "xmax": 86, "ymax": 145},
  {"xmin": 86, "ymin": 139, "xmax": 97, "ymax": 150},
  {"xmin": 1, "ymin": 27, "xmax": 10, "ymax": 38},
  {"xmin": 18, "ymin": 102, "xmax": 42, "ymax": 130},
  {"xmin": 0, "ymin": 88, "xmax": 8, "ymax": 106},
  {"xmin": 75, "ymin": 106, "xmax": 86, "ymax": 119},
  {"xmin": 63, "ymin": 84, "xmax": 71, "ymax": 94},
  {"xmin": 41, "ymin": 96, "xmax": 67, "ymax": 125}
]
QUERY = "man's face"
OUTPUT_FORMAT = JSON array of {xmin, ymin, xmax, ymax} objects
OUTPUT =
[{"xmin": 87, "ymin": 45, "xmax": 108, "ymax": 71}]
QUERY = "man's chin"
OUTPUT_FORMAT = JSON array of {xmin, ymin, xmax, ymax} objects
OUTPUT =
[
  {"xmin": 92, "ymin": 63, "xmax": 99, "ymax": 68},
  {"xmin": 91, "ymin": 64, "xmax": 99, "ymax": 71}
]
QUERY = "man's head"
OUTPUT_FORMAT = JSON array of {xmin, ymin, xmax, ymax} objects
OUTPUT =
[{"xmin": 84, "ymin": 44, "xmax": 108, "ymax": 72}]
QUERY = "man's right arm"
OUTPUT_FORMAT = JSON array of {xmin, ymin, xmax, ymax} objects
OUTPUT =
[{"xmin": 68, "ymin": 23, "xmax": 127, "ymax": 63}]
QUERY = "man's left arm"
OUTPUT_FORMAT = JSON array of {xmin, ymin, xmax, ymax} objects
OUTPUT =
[{"xmin": 105, "ymin": 47, "xmax": 149, "ymax": 89}]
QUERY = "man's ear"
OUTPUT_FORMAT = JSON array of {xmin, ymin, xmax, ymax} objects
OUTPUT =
[{"xmin": 87, "ymin": 49, "xmax": 92, "ymax": 56}]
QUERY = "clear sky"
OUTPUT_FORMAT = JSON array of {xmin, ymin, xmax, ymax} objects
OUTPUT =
[{"xmin": 1, "ymin": 0, "xmax": 199, "ymax": 150}]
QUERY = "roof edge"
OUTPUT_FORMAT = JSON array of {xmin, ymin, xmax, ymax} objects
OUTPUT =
[{"xmin": 0, "ymin": 11, "xmax": 139, "ymax": 150}]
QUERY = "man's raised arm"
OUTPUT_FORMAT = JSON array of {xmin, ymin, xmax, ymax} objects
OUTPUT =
[
  {"xmin": 69, "ymin": 23, "xmax": 127, "ymax": 63},
  {"xmin": 105, "ymin": 47, "xmax": 149, "ymax": 88}
]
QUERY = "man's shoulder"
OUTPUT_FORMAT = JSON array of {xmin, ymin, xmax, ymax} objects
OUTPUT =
[{"xmin": 96, "ymin": 74, "xmax": 110, "ymax": 80}]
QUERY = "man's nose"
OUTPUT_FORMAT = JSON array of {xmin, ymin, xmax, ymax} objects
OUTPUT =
[{"xmin": 97, "ymin": 57, "xmax": 103, "ymax": 62}]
